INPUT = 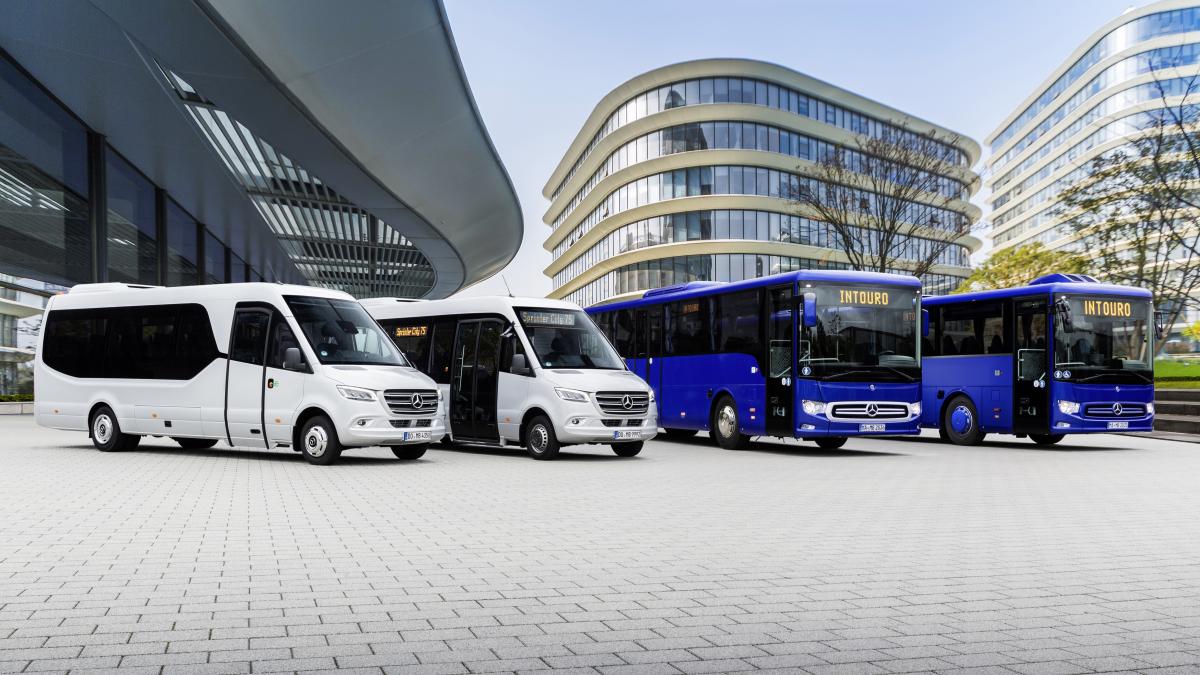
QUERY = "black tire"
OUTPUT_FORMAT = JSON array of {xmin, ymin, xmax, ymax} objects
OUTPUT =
[
  {"xmin": 661, "ymin": 428, "xmax": 697, "ymax": 441},
  {"xmin": 612, "ymin": 441, "xmax": 643, "ymax": 457},
  {"xmin": 942, "ymin": 395, "xmax": 985, "ymax": 446},
  {"xmin": 297, "ymin": 415, "xmax": 343, "ymax": 465},
  {"xmin": 524, "ymin": 415, "xmax": 560, "ymax": 460},
  {"xmin": 711, "ymin": 395, "xmax": 749, "ymax": 450},
  {"xmin": 391, "ymin": 444, "xmax": 428, "ymax": 460},
  {"xmin": 815, "ymin": 437, "xmax": 847, "ymax": 450},
  {"xmin": 174, "ymin": 437, "xmax": 219, "ymax": 450},
  {"xmin": 1030, "ymin": 433, "xmax": 1065, "ymax": 447},
  {"xmin": 90, "ymin": 405, "xmax": 140, "ymax": 452}
]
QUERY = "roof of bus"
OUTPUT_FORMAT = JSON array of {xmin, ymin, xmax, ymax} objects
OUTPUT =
[
  {"xmin": 360, "ymin": 295, "xmax": 582, "ymax": 319},
  {"xmin": 923, "ymin": 281, "xmax": 1152, "ymax": 306},
  {"xmin": 50, "ymin": 282, "xmax": 354, "ymax": 310},
  {"xmin": 590, "ymin": 269, "xmax": 920, "ymax": 313}
]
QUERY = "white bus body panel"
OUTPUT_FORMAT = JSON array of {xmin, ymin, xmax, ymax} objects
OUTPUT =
[
  {"xmin": 35, "ymin": 283, "xmax": 444, "ymax": 449},
  {"xmin": 362, "ymin": 295, "xmax": 658, "ymax": 446}
]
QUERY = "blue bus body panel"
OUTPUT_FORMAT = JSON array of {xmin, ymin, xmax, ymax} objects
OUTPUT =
[
  {"xmin": 921, "ymin": 356, "xmax": 1013, "ymax": 431},
  {"xmin": 1049, "ymin": 381, "xmax": 1154, "ymax": 433},
  {"xmin": 655, "ymin": 353, "xmax": 765, "ymax": 435},
  {"xmin": 922, "ymin": 282, "xmax": 1151, "ymax": 307}
]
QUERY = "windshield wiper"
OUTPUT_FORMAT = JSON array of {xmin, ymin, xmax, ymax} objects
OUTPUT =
[
  {"xmin": 820, "ymin": 369, "xmax": 880, "ymax": 381},
  {"xmin": 877, "ymin": 365, "xmax": 917, "ymax": 382},
  {"xmin": 1076, "ymin": 371, "xmax": 1152, "ymax": 384}
]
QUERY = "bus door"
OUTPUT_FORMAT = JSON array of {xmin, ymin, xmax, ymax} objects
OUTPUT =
[
  {"xmin": 226, "ymin": 305, "xmax": 272, "ymax": 447},
  {"xmin": 765, "ymin": 286, "xmax": 794, "ymax": 437},
  {"xmin": 629, "ymin": 309, "xmax": 649, "ymax": 380},
  {"xmin": 1013, "ymin": 298, "xmax": 1050, "ymax": 434},
  {"xmin": 643, "ymin": 307, "xmax": 664, "ymax": 395},
  {"xmin": 450, "ymin": 318, "xmax": 502, "ymax": 441}
]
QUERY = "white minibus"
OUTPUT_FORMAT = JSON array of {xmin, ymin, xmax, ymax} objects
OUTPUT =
[
  {"xmin": 361, "ymin": 296, "xmax": 658, "ymax": 459},
  {"xmin": 35, "ymin": 283, "xmax": 444, "ymax": 465}
]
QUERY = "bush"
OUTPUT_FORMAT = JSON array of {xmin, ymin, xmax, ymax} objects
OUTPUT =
[{"xmin": 0, "ymin": 394, "xmax": 33, "ymax": 402}]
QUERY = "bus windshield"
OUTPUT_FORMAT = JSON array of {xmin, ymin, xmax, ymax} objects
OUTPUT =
[
  {"xmin": 285, "ymin": 296, "xmax": 410, "ymax": 367},
  {"xmin": 517, "ymin": 308, "xmax": 625, "ymax": 370},
  {"xmin": 1055, "ymin": 294, "xmax": 1152, "ymax": 383},
  {"xmin": 800, "ymin": 284, "xmax": 920, "ymax": 382}
]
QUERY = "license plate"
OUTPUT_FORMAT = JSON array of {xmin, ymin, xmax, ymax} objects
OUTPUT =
[
  {"xmin": 1107, "ymin": 421, "xmax": 1129, "ymax": 430},
  {"xmin": 402, "ymin": 431, "xmax": 432, "ymax": 441},
  {"xmin": 612, "ymin": 430, "xmax": 640, "ymax": 440},
  {"xmin": 859, "ymin": 424, "xmax": 886, "ymax": 432}
]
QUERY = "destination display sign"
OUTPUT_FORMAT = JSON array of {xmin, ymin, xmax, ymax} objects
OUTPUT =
[
  {"xmin": 838, "ymin": 289, "xmax": 890, "ymax": 306},
  {"xmin": 521, "ymin": 310, "xmax": 576, "ymax": 327},
  {"xmin": 394, "ymin": 325, "xmax": 427, "ymax": 337},
  {"xmin": 1080, "ymin": 299, "xmax": 1134, "ymax": 318}
]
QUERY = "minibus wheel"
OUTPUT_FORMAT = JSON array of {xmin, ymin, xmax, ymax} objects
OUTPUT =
[
  {"xmin": 91, "ymin": 405, "xmax": 140, "ymax": 452},
  {"xmin": 298, "ymin": 415, "xmax": 342, "ymax": 465},
  {"xmin": 815, "ymin": 437, "xmax": 847, "ymax": 450},
  {"xmin": 942, "ymin": 396, "xmax": 984, "ymax": 446},
  {"xmin": 524, "ymin": 415, "xmax": 560, "ymax": 460},
  {"xmin": 711, "ymin": 395, "xmax": 749, "ymax": 450},
  {"xmin": 611, "ymin": 441, "xmax": 643, "ymax": 457},
  {"xmin": 174, "ymin": 438, "xmax": 218, "ymax": 450},
  {"xmin": 1029, "ymin": 433, "xmax": 1065, "ymax": 447},
  {"xmin": 391, "ymin": 444, "xmax": 427, "ymax": 460}
]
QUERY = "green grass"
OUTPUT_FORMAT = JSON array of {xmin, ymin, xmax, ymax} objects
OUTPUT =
[{"xmin": 1155, "ymin": 359, "xmax": 1200, "ymax": 389}]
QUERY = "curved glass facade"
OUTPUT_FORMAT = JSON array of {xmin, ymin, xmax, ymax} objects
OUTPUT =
[
  {"xmin": 553, "ymin": 74, "xmax": 969, "ymax": 202},
  {"xmin": 547, "ymin": 62, "xmax": 979, "ymax": 307},
  {"xmin": 987, "ymin": 3, "xmax": 1200, "ymax": 253}
]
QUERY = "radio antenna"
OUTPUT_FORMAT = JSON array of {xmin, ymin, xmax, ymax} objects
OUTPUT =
[{"xmin": 500, "ymin": 275, "xmax": 515, "ymax": 298}]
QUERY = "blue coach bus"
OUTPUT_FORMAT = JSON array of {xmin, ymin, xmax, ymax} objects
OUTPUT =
[
  {"xmin": 589, "ymin": 270, "xmax": 923, "ymax": 450},
  {"xmin": 921, "ymin": 274, "xmax": 1162, "ymax": 446}
]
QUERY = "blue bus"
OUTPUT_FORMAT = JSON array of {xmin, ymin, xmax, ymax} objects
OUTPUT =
[
  {"xmin": 588, "ymin": 270, "xmax": 923, "ymax": 450},
  {"xmin": 921, "ymin": 274, "xmax": 1161, "ymax": 446}
]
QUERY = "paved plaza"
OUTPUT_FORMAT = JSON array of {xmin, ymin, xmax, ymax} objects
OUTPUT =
[{"xmin": 1, "ymin": 417, "xmax": 1199, "ymax": 675}]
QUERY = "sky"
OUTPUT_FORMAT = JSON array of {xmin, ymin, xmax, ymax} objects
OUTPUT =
[{"xmin": 442, "ymin": 0, "xmax": 1154, "ymax": 298}]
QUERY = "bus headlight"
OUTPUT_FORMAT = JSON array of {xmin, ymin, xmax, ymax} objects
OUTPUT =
[
  {"xmin": 647, "ymin": 389, "xmax": 655, "ymax": 403},
  {"xmin": 1057, "ymin": 400, "xmax": 1080, "ymax": 415},
  {"xmin": 910, "ymin": 402, "xmax": 922, "ymax": 417},
  {"xmin": 801, "ymin": 400, "xmax": 826, "ymax": 416},
  {"xmin": 555, "ymin": 388, "xmax": 590, "ymax": 403},
  {"xmin": 1146, "ymin": 402, "xmax": 1155, "ymax": 415},
  {"xmin": 337, "ymin": 385, "xmax": 376, "ymax": 401}
]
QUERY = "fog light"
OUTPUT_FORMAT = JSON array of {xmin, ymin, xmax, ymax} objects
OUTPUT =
[
  {"xmin": 800, "ymin": 424, "xmax": 816, "ymax": 431},
  {"xmin": 1056, "ymin": 422, "xmax": 1071, "ymax": 428},
  {"xmin": 569, "ymin": 417, "xmax": 583, "ymax": 425},
  {"xmin": 357, "ymin": 419, "xmax": 368, "ymax": 426}
]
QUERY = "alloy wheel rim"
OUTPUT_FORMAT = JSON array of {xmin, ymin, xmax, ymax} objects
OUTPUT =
[
  {"xmin": 94, "ymin": 414, "xmax": 112, "ymax": 444},
  {"xmin": 717, "ymin": 405, "xmax": 737, "ymax": 438},
  {"xmin": 305, "ymin": 425, "xmax": 328, "ymax": 457}
]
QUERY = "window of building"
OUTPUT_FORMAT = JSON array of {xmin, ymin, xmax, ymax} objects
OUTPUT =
[
  {"xmin": 205, "ymin": 232, "xmax": 226, "ymax": 284},
  {"xmin": 165, "ymin": 200, "xmax": 198, "ymax": 286},
  {"xmin": 106, "ymin": 151, "xmax": 157, "ymax": 285}
]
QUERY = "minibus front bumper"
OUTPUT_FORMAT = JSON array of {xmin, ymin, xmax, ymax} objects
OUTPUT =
[
  {"xmin": 557, "ymin": 415, "xmax": 659, "ymax": 444},
  {"xmin": 340, "ymin": 414, "xmax": 446, "ymax": 447}
]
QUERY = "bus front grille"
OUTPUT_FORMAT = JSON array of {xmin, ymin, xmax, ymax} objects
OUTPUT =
[
  {"xmin": 383, "ymin": 390, "xmax": 439, "ymax": 415},
  {"xmin": 1083, "ymin": 403, "xmax": 1147, "ymax": 418},
  {"xmin": 596, "ymin": 392, "xmax": 650, "ymax": 415},
  {"xmin": 827, "ymin": 402, "xmax": 910, "ymax": 421}
]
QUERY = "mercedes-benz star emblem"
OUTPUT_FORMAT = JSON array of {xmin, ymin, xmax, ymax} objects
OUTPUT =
[
  {"xmin": 866, "ymin": 403, "xmax": 879, "ymax": 417},
  {"xmin": 621, "ymin": 395, "xmax": 634, "ymax": 410},
  {"xmin": 1113, "ymin": 403, "xmax": 1122, "ymax": 416},
  {"xmin": 411, "ymin": 395, "xmax": 423, "ymax": 409}
]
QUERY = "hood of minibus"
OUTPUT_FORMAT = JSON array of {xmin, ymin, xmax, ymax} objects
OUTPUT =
[
  {"xmin": 322, "ymin": 364, "xmax": 435, "ymax": 391},
  {"xmin": 539, "ymin": 368, "xmax": 651, "ymax": 393}
]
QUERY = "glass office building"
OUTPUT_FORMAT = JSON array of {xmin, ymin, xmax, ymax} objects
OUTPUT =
[
  {"xmin": 543, "ymin": 59, "xmax": 982, "ymax": 307},
  {"xmin": 987, "ymin": 2, "xmax": 1200, "ymax": 251},
  {"xmin": 0, "ymin": 0, "xmax": 522, "ymax": 394}
]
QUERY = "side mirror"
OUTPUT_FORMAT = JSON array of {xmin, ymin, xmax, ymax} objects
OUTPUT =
[
  {"xmin": 1154, "ymin": 309, "xmax": 1167, "ymax": 340},
  {"xmin": 283, "ymin": 347, "xmax": 304, "ymax": 371},
  {"xmin": 510, "ymin": 353, "xmax": 531, "ymax": 376},
  {"xmin": 802, "ymin": 292, "xmax": 818, "ymax": 328},
  {"xmin": 921, "ymin": 309, "xmax": 930, "ymax": 338},
  {"xmin": 1055, "ymin": 297, "xmax": 1074, "ymax": 334}
]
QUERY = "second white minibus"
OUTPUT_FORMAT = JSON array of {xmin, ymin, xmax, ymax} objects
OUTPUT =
[
  {"xmin": 35, "ymin": 283, "xmax": 445, "ymax": 465},
  {"xmin": 362, "ymin": 296, "xmax": 659, "ymax": 460}
]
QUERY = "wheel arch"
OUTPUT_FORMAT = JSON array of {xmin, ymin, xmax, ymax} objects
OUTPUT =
[
  {"xmin": 293, "ymin": 406, "xmax": 335, "ymax": 447},
  {"xmin": 518, "ymin": 406, "xmax": 551, "ymax": 446},
  {"xmin": 86, "ymin": 401, "xmax": 114, "ymax": 438},
  {"xmin": 707, "ymin": 388, "xmax": 737, "ymax": 430}
]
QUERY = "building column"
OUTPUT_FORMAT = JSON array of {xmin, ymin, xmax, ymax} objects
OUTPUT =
[
  {"xmin": 155, "ymin": 187, "xmax": 167, "ymax": 285},
  {"xmin": 87, "ymin": 132, "xmax": 107, "ymax": 283}
]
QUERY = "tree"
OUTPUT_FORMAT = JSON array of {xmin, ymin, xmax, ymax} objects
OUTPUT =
[
  {"xmin": 1183, "ymin": 321, "xmax": 1200, "ymax": 343},
  {"xmin": 786, "ymin": 122, "xmax": 973, "ymax": 279},
  {"xmin": 1055, "ymin": 101, "xmax": 1200, "ymax": 354},
  {"xmin": 954, "ymin": 243, "xmax": 1087, "ymax": 293}
]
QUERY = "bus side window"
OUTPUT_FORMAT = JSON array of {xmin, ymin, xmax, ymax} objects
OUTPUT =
[{"xmin": 266, "ymin": 313, "xmax": 306, "ymax": 371}]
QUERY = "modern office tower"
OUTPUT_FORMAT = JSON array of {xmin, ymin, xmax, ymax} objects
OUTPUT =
[
  {"xmin": 0, "ymin": 0, "xmax": 522, "ymax": 394},
  {"xmin": 543, "ymin": 58, "xmax": 981, "ymax": 307},
  {"xmin": 986, "ymin": 2, "xmax": 1200, "ymax": 254}
]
